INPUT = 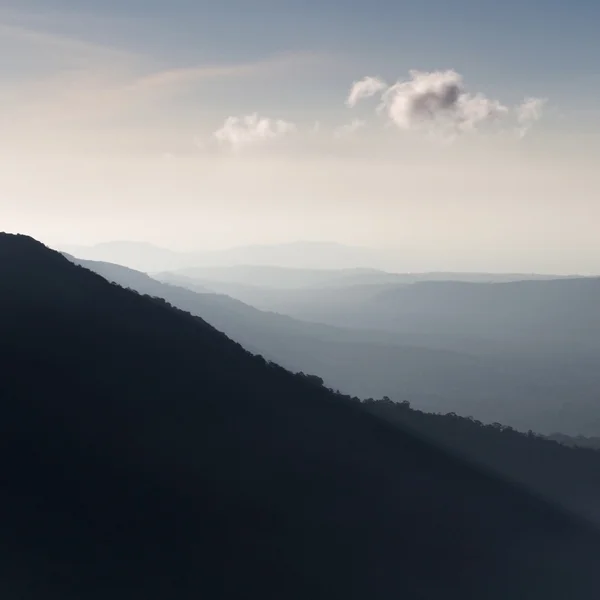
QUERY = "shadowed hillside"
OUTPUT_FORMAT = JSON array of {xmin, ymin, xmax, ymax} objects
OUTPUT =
[
  {"xmin": 363, "ymin": 399, "xmax": 600, "ymax": 524},
  {"xmin": 2, "ymin": 233, "xmax": 600, "ymax": 599}
]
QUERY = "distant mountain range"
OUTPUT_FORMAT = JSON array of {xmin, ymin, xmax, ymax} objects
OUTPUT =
[
  {"xmin": 4, "ymin": 232, "xmax": 600, "ymax": 599},
  {"xmin": 65, "ymin": 253, "xmax": 600, "ymax": 436},
  {"xmin": 60, "ymin": 239, "xmax": 589, "ymax": 277},
  {"xmin": 60, "ymin": 240, "xmax": 402, "ymax": 272},
  {"xmin": 162, "ymin": 267, "xmax": 600, "ymax": 358},
  {"xmin": 161, "ymin": 263, "xmax": 580, "ymax": 290}
]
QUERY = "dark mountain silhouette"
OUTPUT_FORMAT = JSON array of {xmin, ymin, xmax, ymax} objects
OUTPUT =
[{"xmin": 2, "ymin": 233, "xmax": 600, "ymax": 598}]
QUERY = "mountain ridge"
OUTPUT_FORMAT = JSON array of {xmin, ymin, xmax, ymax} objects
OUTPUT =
[{"xmin": 2, "ymin": 232, "xmax": 600, "ymax": 598}]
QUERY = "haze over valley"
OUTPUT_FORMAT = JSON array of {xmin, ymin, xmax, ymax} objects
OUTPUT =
[{"xmin": 61, "ymin": 245, "xmax": 600, "ymax": 436}]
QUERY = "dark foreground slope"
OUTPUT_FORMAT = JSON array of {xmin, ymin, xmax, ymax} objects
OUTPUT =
[
  {"xmin": 363, "ymin": 399, "xmax": 600, "ymax": 525},
  {"xmin": 1, "ymin": 235, "xmax": 600, "ymax": 599}
]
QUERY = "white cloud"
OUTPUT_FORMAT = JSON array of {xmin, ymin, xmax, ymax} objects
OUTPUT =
[
  {"xmin": 334, "ymin": 119, "xmax": 366, "ymax": 139},
  {"xmin": 346, "ymin": 76, "xmax": 387, "ymax": 107},
  {"xmin": 516, "ymin": 97, "xmax": 547, "ymax": 138},
  {"xmin": 378, "ymin": 70, "xmax": 508, "ymax": 137},
  {"xmin": 214, "ymin": 114, "xmax": 297, "ymax": 151},
  {"xmin": 344, "ymin": 69, "xmax": 548, "ymax": 142}
]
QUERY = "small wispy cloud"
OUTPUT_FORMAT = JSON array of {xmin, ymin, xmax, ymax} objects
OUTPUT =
[
  {"xmin": 214, "ymin": 114, "xmax": 298, "ymax": 152},
  {"xmin": 516, "ymin": 97, "xmax": 547, "ymax": 138},
  {"xmin": 346, "ymin": 76, "xmax": 387, "ymax": 107}
]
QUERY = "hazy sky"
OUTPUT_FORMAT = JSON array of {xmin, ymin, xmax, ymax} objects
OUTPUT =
[{"xmin": 2, "ymin": 0, "xmax": 600, "ymax": 272}]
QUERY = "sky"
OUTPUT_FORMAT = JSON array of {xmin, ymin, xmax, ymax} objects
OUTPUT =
[{"xmin": 1, "ymin": 0, "xmax": 600, "ymax": 272}]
